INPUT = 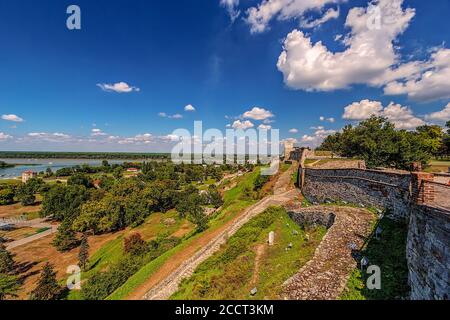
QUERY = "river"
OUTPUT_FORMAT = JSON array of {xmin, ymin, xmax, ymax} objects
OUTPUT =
[{"xmin": 0, "ymin": 158, "xmax": 148, "ymax": 179}]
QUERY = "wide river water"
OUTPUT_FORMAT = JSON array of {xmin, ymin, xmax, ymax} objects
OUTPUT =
[{"xmin": 0, "ymin": 158, "xmax": 146, "ymax": 179}]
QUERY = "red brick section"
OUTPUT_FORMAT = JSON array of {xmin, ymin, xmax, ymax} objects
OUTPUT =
[{"xmin": 411, "ymin": 172, "xmax": 435, "ymax": 205}]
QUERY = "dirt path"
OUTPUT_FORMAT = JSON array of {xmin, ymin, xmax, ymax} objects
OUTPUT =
[
  {"xmin": 132, "ymin": 166, "xmax": 298, "ymax": 300},
  {"xmin": 6, "ymin": 225, "xmax": 58, "ymax": 250},
  {"xmin": 282, "ymin": 206, "xmax": 375, "ymax": 300},
  {"xmin": 251, "ymin": 244, "xmax": 266, "ymax": 286}
]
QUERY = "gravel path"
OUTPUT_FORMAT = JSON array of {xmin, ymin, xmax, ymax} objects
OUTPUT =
[{"xmin": 282, "ymin": 206, "xmax": 375, "ymax": 300}]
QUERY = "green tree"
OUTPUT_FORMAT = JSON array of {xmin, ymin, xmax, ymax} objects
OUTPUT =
[
  {"xmin": 416, "ymin": 125, "xmax": 444, "ymax": 157},
  {"xmin": 16, "ymin": 184, "xmax": 36, "ymax": 206},
  {"xmin": 0, "ymin": 273, "xmax": 20, "ymax": 300},
  {"xmin": 41, "ymin": 184, "xmax": 89, "ymax": 221},
  {"xmin": 78, "ymin": 233, "xmax": 90, "ymax": 271},
  {"xmin": 67, "ymin": 173, "xmax": 92, "ymax": 188},
  {"xmin": 52, "ymin": 220, "xmax": 79, "ymax": 252},
  {"xmin": 206, "ymin": 185, "xmax": 223, "ymax": 208},
  {"xmin": 0, "ymin": 244, "xmax": 15, "ymax": 274},
  {"xmin": 319, "ymin": 116, "xmax": 431, "ymax": 170},
  {"xmin": 0, "ymin": 188, "xmax": 15, "ymax": 205},
  {"xmin": 29, "ymin": 263, "xmax": 61, "ymax": 300}
]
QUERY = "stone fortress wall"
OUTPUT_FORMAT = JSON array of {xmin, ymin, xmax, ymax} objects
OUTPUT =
[{"xmin": 296, "ymin": 150, "xmax": 450, "ymax": 300}]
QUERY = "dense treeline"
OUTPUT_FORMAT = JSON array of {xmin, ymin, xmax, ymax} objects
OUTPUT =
[
  {"xmin": 39, "ymin": 161, "xmax": 244, "ymax": 252},
  {"xmin": 0, "ymin": 151, "xmax": 170, "ymax": 160},
  {"xmin": 318, "ymin": 117, "xmax": 450, "ymax": 170}
]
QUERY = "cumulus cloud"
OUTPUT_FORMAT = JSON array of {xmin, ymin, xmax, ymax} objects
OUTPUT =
[
  {"xmin": 232, "ymin": 120, "xmax": 254, "ymax": 130},
  {"xmin": 383, "ymin": 48, "xmax": 450, "ymax": 101},
  {"xmin": 97, "ymin": 82, "xmax": 140, "ymax": 93},
  {"xmin": 277, "ymin": 0, "xmax": 416, "ymax": 92},
  {"xmin": 242, "ymin": 107, "xmax": 274, "ymax": 120},
  {"xmin": 258, "ymin": 124, "xmax": 272, "ymax": 130},
  {"xmin": 184, "ymin": 104, "xmax": 196, "ymax": 112},
  {"xmin": 245, "ymin": 0, "xmax": 344, "ymax": 34},
  {"xmin": 425, "ymin": 103, "xmax": 450, "ymax": 122},
  {"xmin": 0, "ymin": 132, "xmax": 12, "ymax": 141},
  {"xmin": 289, "ymin": 128, "xmax": 298, "ymax": 133},
  {"xmin": 2, "ymin": 114, "xmax": 24, "ymax": 122},
  {"xmin": 342, "ymin": 99, "xmax": 425, "ymax": 130},
  {"xmin": 300, "ymin": 7, "xmax": 340, "ymax": 29},
  {"xmin": 275, "ymin": 0, "xmax": 450, "ymax": 102},
  {"xmin": 301, "ymin": 128, "xmax": 336, "ymax": 147},
  {"xmin": 220, "ymin": 0, "xmax": 240, "ymax": 22}
]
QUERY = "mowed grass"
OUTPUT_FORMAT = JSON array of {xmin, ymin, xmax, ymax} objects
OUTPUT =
[
  {"xmin": 67, "ymin": 210, "xmax": 193, "ymax": 300},
  {"xmin": 171, "ymin": 207, "xmax": 326, "ymax": 300},
  {"xmin": 107, "ymin": 168, "xmax": 261, "ymax": 300}
]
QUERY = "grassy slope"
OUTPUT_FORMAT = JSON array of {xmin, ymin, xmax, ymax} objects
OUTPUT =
[
  {"xmin": 171, "ymin": 207, "xmax": 326, "ymax": 300},
  {"xmin": 107, "ymin": 168, "xmax": 261, "ymax": 300},
  {"xmin": 340, "ymin": 217, "xmax": 409, "ymax": 300},
  {"xmin": 66, "ymin": 210, "xmax": 192, "ymax": 300}
]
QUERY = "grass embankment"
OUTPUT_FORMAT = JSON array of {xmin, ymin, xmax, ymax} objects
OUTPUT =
[
  {"xmin": 171, "ymin": 207, "xmax": 326, "ymax": 300},
  {"xmin": 107, "ymin": 168, "xmax": 261, "ymax": 300},
  {"xmin": 340, "ymin": 217, "xmax": 409, "ymax": 300},
  {"xmin": 66, "ymin": 210, "xmax": 193, "ymax": 300},
  {"xmin": 424, "ymin": 160, "xmax": 450, "ymax": 173}
]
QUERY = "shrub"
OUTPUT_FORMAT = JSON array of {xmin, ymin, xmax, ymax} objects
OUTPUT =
[
  {"xmin": 123, "ymin": 233, "xmax": 148, "ymax": 256},
  {"xmin": 0, "ymin": 188, "xmax": 15, "ymax": 205}
]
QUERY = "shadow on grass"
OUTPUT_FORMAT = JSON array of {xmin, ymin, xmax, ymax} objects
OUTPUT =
[{"xmin": 342, "ymin": 216, "xmax": 410, "ymax": 300}]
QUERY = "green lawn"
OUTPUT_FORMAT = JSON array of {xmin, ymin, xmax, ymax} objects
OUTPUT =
[
  {"xmin": 340, "ymin": 217, "xmax": 409, "ymax": 300},
  {"xmin": 171, "ymin": 207, "xmax": 326, "ymax": 300},
  {"xmin": 107, "ymin": 168, "xmax": 261, "ymax": 300}
]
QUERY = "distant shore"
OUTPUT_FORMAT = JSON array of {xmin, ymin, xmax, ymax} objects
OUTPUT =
[{"xmin": 0, "ymin": 151, "xmax": 170, "ymax": 160}]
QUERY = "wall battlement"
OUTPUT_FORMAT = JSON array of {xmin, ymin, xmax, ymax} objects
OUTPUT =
[{"xmin": 296, "ymin": 154, "xmax": 450, "ymax": 300}]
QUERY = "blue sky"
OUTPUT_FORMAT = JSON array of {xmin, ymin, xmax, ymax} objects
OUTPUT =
[{"xmin": 0, "ymin": 0, "xmax": 449, "ymax": 152}]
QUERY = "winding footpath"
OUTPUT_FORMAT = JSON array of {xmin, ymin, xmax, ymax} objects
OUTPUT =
[{"xmin": 141, "ymin": 165, "xmax": 299, "ymax": 300}]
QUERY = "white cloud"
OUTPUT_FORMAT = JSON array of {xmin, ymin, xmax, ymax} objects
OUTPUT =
[
  {"xmin": 0, "ymin": 132, "xmax": 12, "ymax": 141},
  {"xmin": 220, "ymin": 0, "xmax": 240, "ymax": 22},
  {"xmin": 159, "ymin": 112, "xmax": 183, "ymax": 119},
  {"xmin": 342, "ymin": 99, "xmax": 425, "ymax": 130},
  {"xmin": 27, "ymin": 132, "xmax": 71, "ymax": 141},
  {"xmin": 91, "ymin": 128, "xmax": 107, "ymax": 136},
  {"xmin": 275, "ymin": 0, "xmax": 450, "ymax": 102},
  {"xmin": 383, "ymin": 48, "xmax": 450, "ymax": 101},
  {"xmin": 301, "ymin": 127, "xmax": 336, "ymax": 147},
  {"xmin": 2, "ymin": 114, "xmax": 24, "ymax": 122},
  {"xmin": 300, "ymin": 7, "xmax": 340, "ymax": 29},
  {"xmin": 277, "ymin": 0, "xmax": 416, "ymax": 91},
  {"xmin": 320, "ymin": 116, "xmax": 335, "ymax": 123},
  {"xmin": 97, "ymin": 82, "xmax": 140, "ymax": 93},
  {"xmin": 424, "ymin": 103, "xmax": 450, "ymax": 122},
  {"xmin": 118, "ymin": 133, "xmax": 153, "ymax": 145},
  {"xmin": 246, "ymin": 0, "xmax": 344, "ymax": 34},
  {"xmin": 242, "ymin": 107, "xmax": 274, "ymax": 120},
  {"xmin": 232, "ymin": 120, "xmax": 254, "ymax": 130},
  {"xmin": 184, "ymin": 104, "xmax": 196, "ymax": 112},
  {"xmin": 343, "ymin": 100, "xmax": 383, "ymax": 120},
  {"xmin": 289, "ymin": 128, "xmax": 298, "ymax": 133},
  {"xmin": 258, "ymin": 124, "xmax": 272, "ymax": 130}
]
